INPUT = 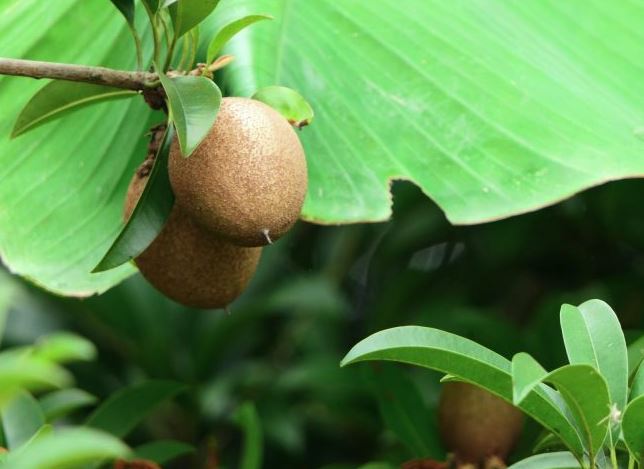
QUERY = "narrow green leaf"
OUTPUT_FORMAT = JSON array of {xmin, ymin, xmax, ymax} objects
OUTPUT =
[
  {"xmin": 159, "ymin": 74, "xmax": 222, "ymax": 157},
  {"xmin": 252, "ymin": 86, "xmax": 314, "ymax": 128},
  {"xmin": 363, "ymin": 363, "xmax": 441, "ymax": 458},
  {"xmin": 169, "ymin": 0, "xmax": 220, "ymax": 38},
  {"xmin": 631, "ymin": 362, "xmax": 644, "ymax": 400},
  {"xmin": 512, "ymin": 352, "xmax": 547, "ymax": 405},
  {"xmin": 93, "ymin": 125, "xmax": 174, "ymax": 272},
  {"xmin": 532, "ymin": 432, "xmax": 567, "ymax": 453},
  {"xmin": 544, "ymin": 365, "xmax": 610, "ymax": 457},
  {"xmin": 234, "ymin": 402, "xmax": 263, "ymax": 469},
  {"xmin": 133, "ymin": 440, "xmax": 194, "ymax": 464},
  {"xmin": 32, "ymin": 332, "xmax": 96, "ymax": 363},
  {"xmin": 1, "ymin": 391, "xmax": 45, "ymax": 450},
  {"xmin": 85, "ymin": 380, "xmax": 185, "ymax": 438},
  {"xmin": 141, "ymin": 0, "xmax": 159, "ymax": 13},
  {"xmin": 507, "ymin": 452, "xmax": 581, "ymax": 469},
  {"xmin": 0, "ymin": 273, "xmax": 18, "ymax": 347},
  {"xmin": 0, "ymin": 356, "xmax": 70, "ymax": 404},
  {"xmin": 207, "ymin": 14, "xmax": 272, "ymax": 64},
  {"xmin": 628, "ymin": 335, "xmax": 644, "ymax": 378},
  {"xmin": 560, "ymin": 301, "xmax": 628, "ymax": 415},
  {"xmin": 341, "ymin": 326, "xmax": 583, "ymax": 454},
  {"xmin": 39, "ymin": 388, "xmax": 97, "ymax": 422},
  {"xmin": 17, "ymin": 424, "xmax": 54, "ymax": 451},
  {"xmin": 622, "ymin": 395, "xmax": 644, "ymax": 460},
  {"xmin": 11, "ymin": 81, "xmax": 135, "ymax": 138},
  {"xmin": 110, "ymin": 0, "xmax": 135, "ymax": 25},
  {"xmin": 161, "ymin": 0, "xmax": 179, "ymax": 7},
  {"xmin": 0, "ymin": 428, "xmax": 129, "ymax": 469}
]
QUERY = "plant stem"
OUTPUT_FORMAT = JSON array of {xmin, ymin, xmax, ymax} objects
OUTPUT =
[{"xmin": 0, "ymin": 57, "xmax": 157, "ymax": 90}]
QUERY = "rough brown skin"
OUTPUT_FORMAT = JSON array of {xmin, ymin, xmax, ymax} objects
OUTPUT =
[
  {"xmin": 438, "ymin": 382, "xmax": 524, "ymax": 464},
  {"xmin": 124, "ymin": 172, "xmax": 261, "ymax": 309},
  {"xmin": 168, "ymin": 97, "xmax": 308, "ymax": 247}
]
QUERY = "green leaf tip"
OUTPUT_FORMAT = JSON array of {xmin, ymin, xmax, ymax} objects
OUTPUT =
[
  {"xmin": 252, "ymin": 86, "xmax": 314, "ymax": 129},
  {"xmin": 206, "ymin": 14, "xmax": 273, "ymax": 64}
]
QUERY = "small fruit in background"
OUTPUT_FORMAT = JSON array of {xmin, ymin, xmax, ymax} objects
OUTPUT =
[
  {"xmin": 169, "ymin": 97, "xmax": 308, "ymax": 247},
  {"xmin": 124, "ymin": 171, "xmax": 261, "ymax": 309},
  {"xmin": 438, "ymin": 382, "xmax": 523, "ymax": 465}
]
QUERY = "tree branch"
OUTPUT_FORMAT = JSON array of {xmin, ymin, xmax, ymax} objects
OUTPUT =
[{"xmin": 0, "ymin": 57, "xmax": 158, "ymax": 91}]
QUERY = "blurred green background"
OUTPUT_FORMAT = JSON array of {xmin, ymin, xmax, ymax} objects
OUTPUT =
[{"xmin": 1, "ymin": 178, "xmax": 642, "ymax": 468}]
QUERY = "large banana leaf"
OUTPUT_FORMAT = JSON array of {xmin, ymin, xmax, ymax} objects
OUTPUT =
[
  {"xmin": 215, "ymin": 0, "xmax": 644, "ymax": 223},
  {"xmin": 2, "ymin": 0, "xmax": 644, "ymax": 294}
]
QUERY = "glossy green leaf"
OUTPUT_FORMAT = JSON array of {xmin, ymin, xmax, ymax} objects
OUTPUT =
[
  {"xmin": 93, "ymin": 125, "xmax": 174, "ymax": 272},
  {"xmin": 1, "ymin": 391, "xmax": 45, "ymax": 450},
  {"xmin": 628, "ymin": 335, "xmax": 644, "ymax": 378},
  {"xmin": 252, "ymin": 85, "xmax": 313, "ymax": 128},
  {"xmin": 133, "ymin": 440, "xmax": 194, "ymax": 464},
  {"xmin": 110, "ymin": 0, "xmax": 135, "ymax": 25},
  {"xmin": 543, "ymin": 365, "xmax": 610, "ymax": 457},
  {"xmin": 0, "ymin": 1, "xmax": 157, "ymax": 295},
  {"xmin": 17, "ymin": 424, "xmax": 54, "ymax": 451},
  {"xmin": 0, "ymin": 428, "xmax": 129, "ymax": 469},
  {"xmin": 234, "ymin": 402, "xmax": 263, "ymax": 469},
  {"xmin": 560, "ymin": 301, "xmax": 628, "ymax": 414},
  {"xmin": 141, "ymin": 0, "xmax": 159, "ymax": 13},
  {"xmin": 39, "ymin": 388, "xmax": 97, "ymax": 422},
  {"xmin": 507, "ymin": 452, "xmax": 581, "ymax": 469},
  {"xmin": 159, "ymin": 74, "xmax": 222, "ymax": 157},
  {"xmin": 341, "ymin": 326, "xmax": 583, "ymax": 454},
  {"xmin": 32, "ymin": 332, "xmax": 96, "ymax": 363},
  {"xmin": 214, "ymin": 0, "xmax": 644, "ymax": 225},
  {"xmin": 363, "ymin": 363, "xmax": 441, "ymax": 458},
  {"xmin": 206, "ymin": 14, "xmax": 271, "ymax": 64},
  {"xmin": 622, "ymin": 395, "xmax": 644, "ymax": 460},
  {"xmin": 85, "ymin": 380, "xmax": 184, "ymax": 438},
  {"xmin": 512, "ymin": 352, "xmax": 547, "ymax": 405},
  {"xmin": 631, "ymin": 362, "xmax": 644, "ymax": 400},
  {"xmin": 169, "ymin": 0, "xmax": 220, "ymax": 38}
]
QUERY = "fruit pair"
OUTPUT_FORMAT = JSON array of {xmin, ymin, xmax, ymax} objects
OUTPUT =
[{"xmin": 124, "ymin": 98, "xmax": 308, "ymax": 308}]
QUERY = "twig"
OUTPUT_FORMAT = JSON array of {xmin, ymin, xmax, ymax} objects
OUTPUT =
[{"xmin": 0, "ymin": 57, "xmax": 158, "ymax": 91}]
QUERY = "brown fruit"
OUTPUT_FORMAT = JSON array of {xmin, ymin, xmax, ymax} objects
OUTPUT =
[
  {"xmin": 124, "ymin": 172, "xmax": 261, "ymax": 309},
  {"xmin": 438, "ymin": 382, "xmax": 523, "ymax": 463},
  {"xmin": 168, "ymin": 97, "xmax": 308, "ymax": 247}
]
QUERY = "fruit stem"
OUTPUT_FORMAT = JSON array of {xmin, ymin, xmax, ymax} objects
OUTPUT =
[{"xmin": 0, "ymin": 57, "xmax": 158, "ymax": 91}]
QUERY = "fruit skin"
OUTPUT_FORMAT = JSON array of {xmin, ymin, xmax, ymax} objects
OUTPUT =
[
  {"xmin": 438, "ymin": 382, "xmax": 524, "ymax": 463},
  {"xmin": 168, "ymin": 97, "xmax": 308, "ymax": 247},
  {"xmin": 124, "ymin": 172, "xmax": 261, "ymax": 309}
]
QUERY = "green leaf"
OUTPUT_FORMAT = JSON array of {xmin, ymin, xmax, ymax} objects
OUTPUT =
[
  {"xmin": 169, "ymin": 0, "xmax": 220, "ymax": 38},
  {"xmin": 622, "ymin": 395, "xmax": 644, "ymax": 460},
  {"xmin": 1, "ymin": 391, "xmax": 45, "ymax": 450},
  {"xmin": 110, "ymin": 0, "xmax": 135, "ymax": 25},
  {"xmin": 93, "ymin": 125, "xmax": 174, "ymax": 272},
  {"xmin": 0, "ymin": 428, "xmax": 129, "ymax": 469},
  {"xmin": 363, "ymin": 363, "xmax": 441, "ymax": 458},
  {"xmin": 0, "ymin": 1, "xmax": 156, "ymax": 295},
  {"xmin": 0, "ymin": 355, "xmax": 70, "ymax": 402},
  {"xmin": 628, "ymin": 335, "xmax": 644, "ymax": 378},
  {"xmin": 631, "ymin": 362, "xmax": 644, "ymax": 400},
  {"xmin": 251, "ymin": 86, "xmax": 313, "ymax": 128},
  {"xmin": 32, "ymin": 332, "xmax": 96, "ymax": 363},
  {"xmin": 39, "ymin": 388, "xmax": 97, "ymax": 422},
  {"xmin": 214, "ymin": 0, "xmax": 644, "ymax": 224},
  {"xmin": 560, "ymin": 301, "xmax": 628, "ymax": 414},
  {"xmin": 543, "ymin": 365, "xmax": 610, "ymax": 457},
  {"xmin": 234, "ymin": 402, "xmax": 263, "ymax": 469},
  {"xmin": 341, "ymin": 326, "xmax": 583, "ymax": 454},
  {"xmin": 85, "ymin": 380, "xmax": 184, "ymax": 438},
  {"xmin": 133, "ymin": 440, "xmax": 194, "ymax": 464},
  {"xmin": 507, "ymin": 452, "xmax": 581, "ymax": 469},
  {"xmin": 206, "ymin": 14, "xmax": 272, "ymax": 64},
  {"xmin": 159, "ymin": 74, "xmax": 222, "ymax": 157},
  {"xmin": 17, "ymin": 424, "xmax": 54, "ymax": 451},
  {"xmin": 512, "ymin": 352, "xmax": 547, "ymax": 405},
  {"xmin": 141, "ymin": 0, "xmax": 159, "ymax": 13}
]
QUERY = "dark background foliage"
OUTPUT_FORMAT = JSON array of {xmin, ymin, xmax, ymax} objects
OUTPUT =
[{"xmin": 2, "ymin": 178, "xmax": 642, "ymax": 468}]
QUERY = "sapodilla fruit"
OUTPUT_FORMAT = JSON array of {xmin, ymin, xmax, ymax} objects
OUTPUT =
[
  {"xmin": 168, "ymin": 97, "xmax": 307, "ymax": 247},
  {"xmin": 438, "ymin": 382, "xmax": 523, "ymax": 463},
  {"xmin": 124, "ymin": 170, "xmax": 261, "ymax": 309}
]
